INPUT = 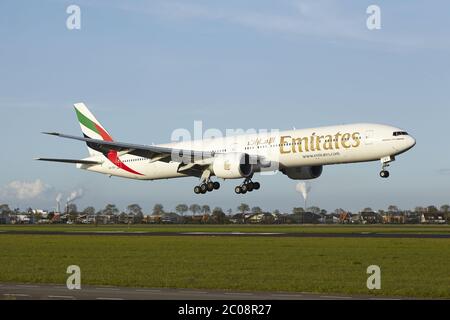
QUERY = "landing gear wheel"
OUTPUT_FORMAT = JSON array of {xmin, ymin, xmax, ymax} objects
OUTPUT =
[
  {"xmin": 213, "ymin": 182, "xmax": 220, "ymax": 190},
  {"xmin": 207, "ymin": 181, "xmax": 214, "ymax": 192},
  {"xmin": 194, "ymin": 186, "xmax": 201, "ymax": 194},
  {"xmin": 200, "ymin": 183, "xmax": 208, "ymax": 193},
  {"xmin": 253, "ymin": 182, "xmax": 260, "ymax": 190},
  {"xmin": 246, "ymin": 182, "xmax": 254, "ymax": 192},
  {"xmin": 241, "ymin": 184, "xmax": 248, "ymax": 193},
  {"xmin": 380, "ymin": 170, "xmax": 390, "ymax": 178},
  {"xmin": 235, "ymin": 186, "xmax": 242, "ymax": 194}
]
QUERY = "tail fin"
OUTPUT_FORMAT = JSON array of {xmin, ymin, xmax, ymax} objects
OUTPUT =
[{"xmin": 74, "ymin": 103, "xmax": 113, "ymax": 156}]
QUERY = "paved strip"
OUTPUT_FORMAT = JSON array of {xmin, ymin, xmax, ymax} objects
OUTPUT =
[
  {"xmin": 4, "ymin": 293, "xmax": 30, "ymax": 297},
  {"xmin": 16, "ymin": 285, "xmax": 39, "ymax": 288},
  {"xmin": 0, "ymin": 283, "xmax": 414, "ymax": 300},
  {"xmin": 0, "ymin": 230, "xmax": 449, "ymax": 239}
]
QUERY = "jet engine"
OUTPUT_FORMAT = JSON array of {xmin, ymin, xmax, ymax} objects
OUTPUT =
[
  {"xmin": 211, "ymin": 153, "xmax": 253, "ymax": 179},
  {"xmin": 281, "ymin": 165, "xmax": 323, "ymax": 180}
]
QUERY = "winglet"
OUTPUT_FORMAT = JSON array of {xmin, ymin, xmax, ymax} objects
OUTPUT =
[{"xmin": 42, "ymin": 132, "xmax": 61, "ymax": 136}]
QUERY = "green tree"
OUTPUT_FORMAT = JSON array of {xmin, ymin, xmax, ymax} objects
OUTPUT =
[
  {"xmin": 273, "ymin": 209, "xmax": 281, "ymax": 215},
  {"xmin": 201, "ymin": 205, "xmax": 211, "ymax": 215},
  {"xmin": 67, "ymin": 203, "xmax": 78, "ymax": 222},
  {"xmin": 47, "ymin": 212, "xmax": 55, "ymax": 221},
  {"xmin": 388, "ymin": 205, "xmax": 399, "ymax": 213},
  {"xmin": 427, "ymin": 205, "xmax": 438, "ymax": 213},
  {"xmin": 414, "ymin": 206, "xmax": 425, "ymax": 213},
  {"xmin": 362, "ymin": 207, "xmax": 373, "ymax": 212},
  {"xmin": 119, "ymin": 212, "xmax": 128, "ymax": 223},
  {"xmin": 127, "ymin": 204, "xmax": 144, "ymax": 224},
  {"xmin": 251, "ymin": 206, "xmax": 262, "ymax": 214},
  {"xmin": 0, "ymin": 204, "xmax": 11, "ymax": 221},
  {"xmin": 189, "ymin": 204, "xmax": 201, "ymax": 216},
  {"xmin": 212, "ymin": 207, "xmax": 225, "ymax": 224},
  {"xmin": 67, "ymin": 203, "xmax": 78, "ymax": 214},
  {"xmin": 82, "ymin": 206, "xmax": 96, "ymax": 216},
  {"xmin": 0, "ymin": 204, "xmax": 11, "ymax": 214},
  {"xmin": 175, "ymin": 204, "xmax": 188, "ymax": 217},
  {"xmin": 292, "ymin": 207, "xmax": 304, "ymax": 224},
  {"xmin": 127, "ymin": 204, "xmax": 143, "ymax": 215},
  {"xmin": 237, "ymin": 203, "xmax": 250, "ymax": 214},
  {"xmin": 292, "ymin": 207, "xmax": 304, "ymax": 214},
  {"xmin": 442, "ymin": 205, "xmax": 450, "ymax": 223},
  {"xmin": 102, "ymin": 204, "xmax": 119, "ymax": 216},
  {"xmin": 152, "ymin": 204, "xmax": 164, "ymax": 216},
  {"xmin": 307, "ymin": 206, "xmax": 321, "ymax": 214}
]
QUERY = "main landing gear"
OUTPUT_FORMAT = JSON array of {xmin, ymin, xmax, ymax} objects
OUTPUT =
[
  {"xmin": 234, "ymin": 178, "xmax": 260, "ymax": 194},
  {"xmin": 379, "ymin": 155, "xmax": 395, "ymax": 179},
  {"xmin": 194, "ymin": 180, "xmax": 220, "ymax": 194},
  {"xmin": 194, "ymin": 169, "xmax": 220, "ymax": 194}
]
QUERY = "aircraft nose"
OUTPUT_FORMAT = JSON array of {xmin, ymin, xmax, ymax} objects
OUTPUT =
[
  {"xmin": 408, "ymin": 135, "xmax": 416, "ymax": 149},
  {"xmin": 403, "ymin": 135, "xmax": 416, "ymax": 151}
]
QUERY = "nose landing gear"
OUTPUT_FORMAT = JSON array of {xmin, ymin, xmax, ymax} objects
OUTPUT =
[
  {"xmin": 380, "ymin": 170, "xmax": 390, "ymax": 178},
  {"xmin": 379, "ymin": 156, "xmax": 395, "ymax": 179}
]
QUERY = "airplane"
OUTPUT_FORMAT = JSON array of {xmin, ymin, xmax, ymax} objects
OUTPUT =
[{"xmin": 36, "ymin": 103, "xmax": 416, "ymax": 195}]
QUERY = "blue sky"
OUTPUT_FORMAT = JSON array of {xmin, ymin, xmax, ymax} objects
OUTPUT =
[{"xmin": 0, "ymin": 0, "xmax": 449, "ymax": 213}]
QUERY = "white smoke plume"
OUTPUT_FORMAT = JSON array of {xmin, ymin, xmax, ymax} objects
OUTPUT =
[
  {"xmin": 0, "ymin": 179, "xmax": 51, "ymax": 200},
  {"xmin": 296, "ymin": 182, "xmax": 311, "ymax": 201},
  {"xmin": 56, "ymin": 193, "xmax": 62, "ymax": 203},
  {"xmin": 66, "ymin": 189, "xmax": 84, "ymax": 203}
]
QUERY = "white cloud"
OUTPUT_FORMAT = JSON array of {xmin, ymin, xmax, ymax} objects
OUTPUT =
[{"xmin": 0, "ymin": 179, "xmax": 51, "ymax": 200}]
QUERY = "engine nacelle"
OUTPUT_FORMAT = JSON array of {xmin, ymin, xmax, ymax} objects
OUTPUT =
[
  {"xmin": 212, "ymin": 153, "xmax": 253, "ymax": 179},
  {"xmin": 281, "ymin": 165, "xmax": 323, "ymax": 180}
]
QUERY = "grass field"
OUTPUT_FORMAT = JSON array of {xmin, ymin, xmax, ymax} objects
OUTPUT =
[
  {"xmin": 0, "ymin": 223, "xmax": 449, "ymax": 234},
  {"xmin": 0, "ymin": 226, "xmax": 449, "ymax": 298}
]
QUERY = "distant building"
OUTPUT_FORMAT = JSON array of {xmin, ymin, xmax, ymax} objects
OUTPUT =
[
  {"xmin": 247, "ymin": 212, "xmax": 278, "ymax": 224},
  {"xmin": 382, "ymin": 213, "xmax": 405, "ymax": 224},
  {"xmin": 288, "ymin": 212, "xmax": 322, "ymax": 224},
  {"xmin": 11, "ymin": 214, "xmax": 31, "ymax": 224},
  {"xmin": 359, "ymin": 211, "xmax": 382, "ymax": 224},
  {"xmin": 421, "ymin": 213, "xmax": 447, "ymax": 224},
  {"xmin": 0, "ymin": 214, "xmax": 11, "ymax": 224}
]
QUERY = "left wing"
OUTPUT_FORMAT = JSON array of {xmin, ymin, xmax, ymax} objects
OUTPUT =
[
  {"xmin": 42, "ymin": 132, "xmax": 216, "ymax": 165},
  {"xmin": 35, "ymin": 158, "xmax": 102, "ymax": 165},
  {"xmin": 42, "ymin": 132, "xmax": 273, "ymax": 173}
]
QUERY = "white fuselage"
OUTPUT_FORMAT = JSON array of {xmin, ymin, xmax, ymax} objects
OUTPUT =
[{"xmin": 78, "ymin": 123, "xmax": 416, "ymax": 180}]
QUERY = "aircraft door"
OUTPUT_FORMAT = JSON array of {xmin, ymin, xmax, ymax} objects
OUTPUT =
[{"xmin": 365, "ymin": 130, "xmax": 375, "ymax": 145}]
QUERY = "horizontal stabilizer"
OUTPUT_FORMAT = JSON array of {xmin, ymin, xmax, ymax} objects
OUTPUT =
[{"xmin": 35, "ymin": 158, "xmax": 102, "ymax": 165}]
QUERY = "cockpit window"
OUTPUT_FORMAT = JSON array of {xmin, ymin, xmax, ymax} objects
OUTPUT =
[{"xmin": 393, "ymin": 131, "xmax": 408, "ymax": 136}]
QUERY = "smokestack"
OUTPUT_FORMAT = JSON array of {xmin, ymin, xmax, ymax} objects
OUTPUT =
[{"xmin": 65, "ymin": 189, "xmax": 84, "ymax": 216}]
